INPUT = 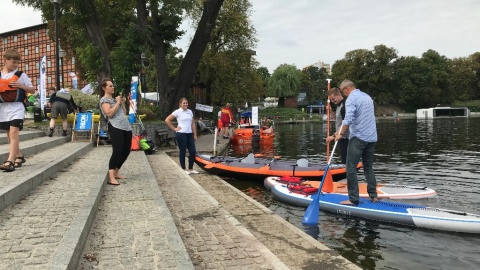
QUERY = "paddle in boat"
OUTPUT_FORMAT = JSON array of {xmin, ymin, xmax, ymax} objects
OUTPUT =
[
  {"xmin": 194, "ymin": 153, "xmax": 362, "ymax": 181},
  {"xmin": 264, "ymin": 175, "xmax": 437, "ymax": 199},
  {"xmin": 270, "ymin": 183, "xmax": 480, "ymax": 233}
]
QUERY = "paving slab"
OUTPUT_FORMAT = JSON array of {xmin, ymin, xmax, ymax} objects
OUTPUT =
[
  {"xmin": 77, "ymin": 151, "xmax": 193, "ymax": 270},
  {"xmin": 0, "ymin": 147, "xmax": 109, "ymax": 270}
]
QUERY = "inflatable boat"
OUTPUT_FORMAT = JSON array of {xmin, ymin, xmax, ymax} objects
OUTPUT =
[{"xmin": 194, "ymin": 153, "xmax": 362, "ymax": 181}]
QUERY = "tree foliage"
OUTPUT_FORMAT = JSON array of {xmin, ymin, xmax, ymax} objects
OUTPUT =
[
  {"xmin": 195, "ymin": 0, "xmax": 262, "ymax": 106},
  {"xmin": 266, "ymin": 64, "xmax": 301, "ymax": 106}
]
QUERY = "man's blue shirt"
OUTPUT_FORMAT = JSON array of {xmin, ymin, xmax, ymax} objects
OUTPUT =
[{"xmin": 342, "ymin": 89, "xmax": 377, "ymax": 142}]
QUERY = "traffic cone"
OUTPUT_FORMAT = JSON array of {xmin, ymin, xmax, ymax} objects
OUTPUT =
[{"xmin": 321, "ymin": 171, "xmax": 334, "ymax": 193}]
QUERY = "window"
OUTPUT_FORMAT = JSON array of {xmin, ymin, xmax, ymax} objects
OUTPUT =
[
  {"xmin": 47, "ymin": 45, "xmax": 50, "ymax": 51},
  {"xmin": 35, "ymin": 47, "xmax": 39, "ymax": 54},
  {"xmin": 36, "ymin": 63, "xmax": 39, "ymax": 69},
  {"xmin": 24, "ymin": 33, "xmax": 28, "ymax": 40},
  {"xmin": 48, "ymin": 77, "xmax": 52, "ymax": 83},
  {"xmin": 71, "ymin": 57, "xmax": 75, "ymax": 64},
  {"xmin": 47, "ymin": 61, "xmax": 52, "ymax": 68},
  {"xmin": 2, "ymin": 37, "xmax": 6, "ymax": 44},
  {"xmin": 14, "ymin": 36, "xmax": 17, "ymax": 42},
  {"xmin": 34, "ymin": 31, "xmax": 38, "ymax": 38},
  {"xmin": 25, "ymin": 64, "xmax": 29, "ymax": 71},
  {"xmin": 24, "ymin": 48, "xmax": 28, "ymax": 56}
]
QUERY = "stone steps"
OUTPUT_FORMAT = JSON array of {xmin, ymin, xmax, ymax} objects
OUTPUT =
[{"xmin": 0, "ymin": 147, "xmax": 109, "ymax": 269}]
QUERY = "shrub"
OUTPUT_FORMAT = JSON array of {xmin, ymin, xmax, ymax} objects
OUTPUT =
[{"xmin": 70, "ymin": 89, "xmax": 100, "ymax": 112}]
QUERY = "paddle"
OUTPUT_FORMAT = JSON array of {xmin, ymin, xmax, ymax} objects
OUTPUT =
[{"xmin": 302, "ymin": 125, "xmax": 342, "ymax": 226}]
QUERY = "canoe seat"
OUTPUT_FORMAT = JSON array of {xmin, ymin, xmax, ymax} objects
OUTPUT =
[
  {"xmin": 241, "ymin": 153, "xmax": 256, "ymax": 164},
  {"xmin": 296, "ymin": 158, "xmax": 309, "ymax": 167}
]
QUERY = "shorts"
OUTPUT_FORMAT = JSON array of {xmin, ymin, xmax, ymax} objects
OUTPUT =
[
  {"xmin": 222, "ymin": 121, "xmax": 230, "ymax": 128},
  {"xmin": 0, "ymin": 119, "xmax": 24, "ymax": 130},
  {"xmin": 217, "ymin": 120, "xmax": 223, "ymax": 128},
  {"xmin": 51, "ymin": 102, "xmax": 69, "ymax": 119}
]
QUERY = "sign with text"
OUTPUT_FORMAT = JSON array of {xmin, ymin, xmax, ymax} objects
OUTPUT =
[{"xmin": 74, "ymin": 113, "xmax": 93, "ymax": 131}]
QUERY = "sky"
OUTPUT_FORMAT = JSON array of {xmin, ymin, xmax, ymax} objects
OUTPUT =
[{"xmin": 3, "ymin": 0, "xmax": 480, "ymax": 72}]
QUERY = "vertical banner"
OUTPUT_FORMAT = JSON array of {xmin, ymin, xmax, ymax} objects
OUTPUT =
[
  {"xmin": 251, "ymin": 106, "xmax": 259, "ymax": 125},
  {"xmin": 129, "ymin": 76, "xmax": 138, "ymax": 123},
  {"xmin": 39, "ymin": 56, "xmax": 47, "ymax": 111},
  {"xmin": 70, "ymin": 72, "xmax": 78, "ymax": 89}
]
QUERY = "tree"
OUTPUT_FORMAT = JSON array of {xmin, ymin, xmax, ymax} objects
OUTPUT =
[
  {"xmin": 256, "ymin": 66, "xmax": 270, "ymax": 98},
  {"xmin": 301, "ymin": 66, "xmax": 329, "ymax": 103},
  {"xmin": 194, "ymin": 0, "xmax": 262, "ymax": 106},
  {"xmin": 266, "ymin": 64, "xmax": 301, "ymax": 107},
  {"xmin": 16, "ymin": 0, "xmax": 225, "ymax": 116}
]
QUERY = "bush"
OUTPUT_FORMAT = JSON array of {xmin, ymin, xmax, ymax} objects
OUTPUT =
[
  {"xmin": 452, "ymin": 100, "xmax": 480, "ymax": 112},
  {"xmin": 70, "ymin": 89, "xmax": 100, "ymax": 112},
  {"xmin": 137, "ymin": 106, "xmax": 157, "ymax": 120}
]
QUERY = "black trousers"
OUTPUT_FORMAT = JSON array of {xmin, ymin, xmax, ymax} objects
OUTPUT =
[{"xmin": 108, "ymin": 123, "xmax": 132, "ymax": 170}]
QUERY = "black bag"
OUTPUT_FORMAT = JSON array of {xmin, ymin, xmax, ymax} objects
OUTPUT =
[
  {"xmin": 144, "ymin": 140, "xmax": 156, "ymax": 155},
  {"xmin": 99, "ymin": 113, "xmax": 109, "ymax": 132}
]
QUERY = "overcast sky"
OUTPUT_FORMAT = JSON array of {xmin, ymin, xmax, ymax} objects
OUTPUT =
[{"xmin": 3, "ymin": 0, "xmax": 480, "ymax": 72}]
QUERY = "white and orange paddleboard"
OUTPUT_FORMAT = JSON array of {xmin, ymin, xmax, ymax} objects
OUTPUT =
[{"xmin": 264, "ymin": 176, "xmax": 437, "ymax": 200}]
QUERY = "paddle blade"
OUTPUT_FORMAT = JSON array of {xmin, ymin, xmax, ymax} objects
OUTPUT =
[{"xmin": 302, "ymin": 193, "xmax": 320, "ymax": 225}]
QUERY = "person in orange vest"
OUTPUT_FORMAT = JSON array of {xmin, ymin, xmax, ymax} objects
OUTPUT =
[
  {"xmin": 220, "ymin": 103, "xmax": 233, "ymax": 139},
  {"xmin": 0, "ymin": 49, "xmax": 35, "ymax": 172}
]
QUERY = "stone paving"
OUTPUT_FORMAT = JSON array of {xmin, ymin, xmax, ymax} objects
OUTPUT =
[{"xmin": 0, "ymin": 147, "xmax": 109, "ymax": 270}]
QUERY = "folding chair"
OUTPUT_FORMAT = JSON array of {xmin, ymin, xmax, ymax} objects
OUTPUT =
[
  {"xmin": 71, "ymin": 112, "xmax": 94, "ymax": 141},
  {"xmin": 96, "ymin": 125, "xmax": 110, "ymax": 147}
]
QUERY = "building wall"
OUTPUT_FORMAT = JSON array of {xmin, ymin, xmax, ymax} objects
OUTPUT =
[{"xmin": 1, "ymin": 23, "xmax": 78, "ymax": 90}]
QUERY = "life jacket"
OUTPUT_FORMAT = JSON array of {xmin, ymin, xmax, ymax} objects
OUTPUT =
[
  {"xmin": 131, "ymin": 135, "xmax": 142, "ymax": 151},
  {"xmin": 0, "ymin": 71, "xmax": 26, "ymax": 103},
  {"xmin": 287, "ymin": 184, "xmax": 318, "ymax": 195},
  {"xmin": 277, "ymin": 175, "xmax": 304, "ymax": 184}
]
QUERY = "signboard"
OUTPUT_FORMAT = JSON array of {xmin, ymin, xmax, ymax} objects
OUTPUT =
[{"xmin": 195, "ymin": 103, "xmax": 213, "ymax": 112}]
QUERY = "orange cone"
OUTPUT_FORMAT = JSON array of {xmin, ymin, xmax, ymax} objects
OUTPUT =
[{"xmin": 321, "ymin": 171, "xmax": 334, "ymax": 193}]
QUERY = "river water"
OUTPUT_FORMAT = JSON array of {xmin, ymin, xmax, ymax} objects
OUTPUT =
[{"xmin": 224, "ymin": 117, "xmax": 480, "ymax": 270}]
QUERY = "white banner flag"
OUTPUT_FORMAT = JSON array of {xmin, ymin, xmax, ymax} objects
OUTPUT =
[
  {"xmin": 80, "ymin": 83, "xmax": 94, "ymax": 95},
  {"xmin": 195, "ymin": 103, "xmax": 213, "ymax": 112},
  {"xmin": 39, "ymin": 56, "xmax": 47, "ymax": 111}
]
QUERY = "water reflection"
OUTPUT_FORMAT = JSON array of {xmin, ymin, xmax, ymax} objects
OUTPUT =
[{"xmin": 226, "ymin": 117, "xmax": 480, "ymax": 269}]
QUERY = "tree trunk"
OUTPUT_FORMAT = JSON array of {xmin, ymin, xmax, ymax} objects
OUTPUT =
[
  {"xmin": 83, "ymin": 0, "xmax": 112, "ymax": 82},
  {"xmin": 166, "ymin": 0, "xmax": 224, "ymax": 116}
]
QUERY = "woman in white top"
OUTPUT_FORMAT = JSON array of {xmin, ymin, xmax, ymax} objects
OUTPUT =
[{"xmin": 165, "ymin": 97, "xmax": 198, "ymax": 175}]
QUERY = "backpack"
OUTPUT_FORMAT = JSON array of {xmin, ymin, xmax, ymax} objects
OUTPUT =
[
  {"xmin": 0, "ymin": 71, "xmax": 27, "ymax": 104},
  {"xmin": 139, "ymin": 137, "xmax": 156, "ymax": 155}
]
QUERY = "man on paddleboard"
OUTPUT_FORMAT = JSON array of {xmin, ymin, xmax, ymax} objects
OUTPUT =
[
  {"xmin": 326, "ymin": 87, "xmax": 349, "ymax": 164},
  {"xmin": 335, "ymin": 79, "xmax": 378, "ymax": 206}
]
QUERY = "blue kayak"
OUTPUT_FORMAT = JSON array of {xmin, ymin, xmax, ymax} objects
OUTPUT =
[{"xmin": 271, "ymin": 184, "xmax": 480, "ymax": 234}]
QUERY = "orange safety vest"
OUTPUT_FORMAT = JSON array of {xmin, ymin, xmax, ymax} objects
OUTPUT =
[{"xmin": 0, "ymin": 71, "xmax": 26, "ymax": 103}]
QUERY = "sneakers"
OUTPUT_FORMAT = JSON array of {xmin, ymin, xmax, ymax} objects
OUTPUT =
[
  {"xmin": 48, "ymin": 128, "xmax": 54, "ymax": 137},
  {"xmin": 62, "ymin": 130, "xmax": 67, "ymax": 136},
  {"xmin": 184, "ymin": 170, "xmax": 199, "ymax": 175}
]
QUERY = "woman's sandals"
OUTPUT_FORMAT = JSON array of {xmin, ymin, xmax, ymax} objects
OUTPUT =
[
  {"xmin": 0, "ymin": 161, "xmax": 15, "ymax": 172},
  {"xmin": 14, "ymin": 156, "xmax": 26, "ymax": 168}
]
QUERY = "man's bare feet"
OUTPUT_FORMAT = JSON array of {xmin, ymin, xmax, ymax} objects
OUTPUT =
[
  {"xmin": 115, "ymin": 174, "xmax": 127, "ymax": 179},
  {"xmin": 340, "ymin": 200, "xmax": 356, "ymax": 205}
]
